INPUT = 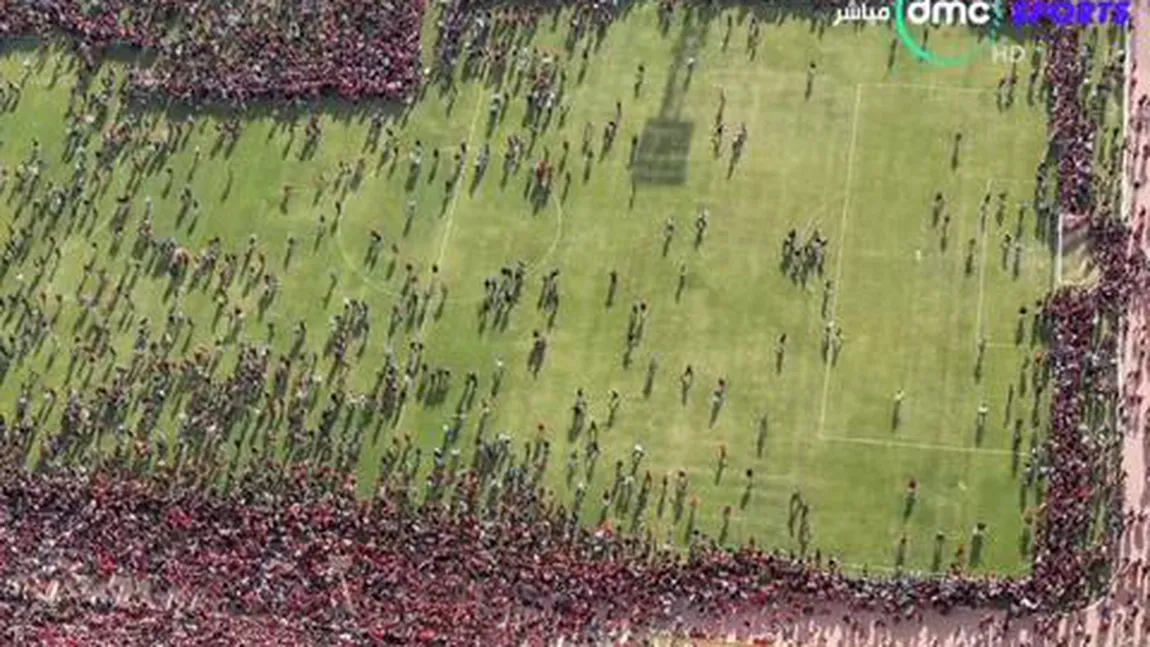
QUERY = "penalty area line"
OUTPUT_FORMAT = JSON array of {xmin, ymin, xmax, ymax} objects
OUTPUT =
[
  {"xmin": 819, "ymin": 434, "xmax": 1014, "ymax": 456},
  {"xmin": 815, "ymin": 83, "xmax": 863, "ymax": 441},
  {"xmin": 865, "ymin": 81, "xmax": 994, "ymax": 95}
]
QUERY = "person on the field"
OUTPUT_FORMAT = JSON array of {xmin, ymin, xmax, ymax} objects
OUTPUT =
[
  {"xmin": 775, "ymin": 333, "xmax": 787, "ymax": 372},
  {"xmin": 976, "ymin": 401, "xmax": 989, "ymax": 438}
]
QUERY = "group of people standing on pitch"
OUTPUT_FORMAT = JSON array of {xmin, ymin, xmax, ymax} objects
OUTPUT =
[{"xmin": 0, "ymin": 2, "xmax": 1142, "ymax": 646}]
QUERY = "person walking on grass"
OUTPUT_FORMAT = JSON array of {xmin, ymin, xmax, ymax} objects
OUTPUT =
[{"xmin": 775, "ymin": 333, "xmax": 786, "ymax": 372}]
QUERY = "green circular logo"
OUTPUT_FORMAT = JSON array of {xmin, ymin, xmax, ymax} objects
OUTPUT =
[{"xmin": 894, "ymin": 0, "xmax": 1004, "ymax": 68}]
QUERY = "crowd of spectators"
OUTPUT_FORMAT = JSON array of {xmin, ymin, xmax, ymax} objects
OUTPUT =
[
  {"xmin": 0, "ymin": 461, "xmax": 1054, "ymax": 645},
  {"xmin": 0, "ymin": 0, "xmax": 424, "ymax": 104},
  {"xmin": 1023, "ymin": 28, "xmax": 1132, "ymax": 614},
  {"xmin": 0, "ymin": 3, "xmax": 1141, "ymax": 645}
]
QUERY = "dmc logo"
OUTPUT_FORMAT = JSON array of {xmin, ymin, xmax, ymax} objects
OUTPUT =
[
  {"xmin": 1010, "ymin": 1, "xmax": 1130, "ymax": 25},
  {"xmin": 895, "ymin": 0, "xmax": 1004, "ymax": 68},
  {"xmin": 907, "ymin": 0, "xmax": 996, "ymax": 24}
]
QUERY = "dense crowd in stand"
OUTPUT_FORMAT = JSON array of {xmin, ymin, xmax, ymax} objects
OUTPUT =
[
  {"xmin": 0, "ymin": 1, "xmax": 1142, "ymax": 645},
  {"xmin": 0, "ymin": 461, "xmax": 1045, "ymax": 645},
  {"xmin": 0, "ymin": 0, "xmax": 424, "ymax": 103},
  {"xmin": 1023, "ymin": 29, "xmax": 1130, "ymax": 614},
  {"xmin": 1046, "ymin": 31, "xmax": 1098, "ymax": 220}
]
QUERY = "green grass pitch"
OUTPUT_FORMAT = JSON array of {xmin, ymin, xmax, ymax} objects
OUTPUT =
[{"xmin": 0, "ymin": 6, "xmax": 1065, "ymax": 575}]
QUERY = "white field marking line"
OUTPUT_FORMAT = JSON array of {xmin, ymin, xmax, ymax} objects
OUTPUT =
[
  {"xmin": 345, "ymin": 74, "xmax": 572, "ymax": 304},
  {"xmin": 332, "ymin": 185, "xmax": 566, "ymax": 305},
  {"xmin": 333, "ymin": 228, "xmax": 404, "ymax": 299},
  {"xmin": 974, "ymin": 179, "xmax": 993, "ymax": 347},
  {"xmin": 524, "ymin": 193, "xmax": 566, "ymax": 279},
  {"xmin": 431, "ymin": 96, "xmax": 485, "ymax": 277},
  {"xmin": 390, "ymin": 90, "xmax": 486, "ymax": 431},
  {"xmin": 816, "ymin": 83, "xmax": 863, "ymax": 441},
  {"xmin": 679, "ymin": 466, "xmax": 799, "ymax": 483},
  {"xmin": 819, "ymin": 434, "xmax": 1014, "ymax": 456},
  {"xmin": 865, "ymin": 81, "xmax": 994, "ymax": 95},
  {"xmin": 493, "ymin": 194, "xmax": 571, "ymax": 354},
  {"xmin": 837, "ymin": 562, "xmax": 902, "ymax": 575},
  {"xmin": 777, "ymin": 83, "xmax": 860, "ymax": 494},
  {"xmin": 1051, "ymin": 45, "xmax": 1072, "ymax": 289},
  {"xmin": 957, "ymin": 173, "xmax": 1030, "ymax": 189},
  {"xmin": 835, "ymin": 562, "xmax": 997, "ymax": 579}
]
